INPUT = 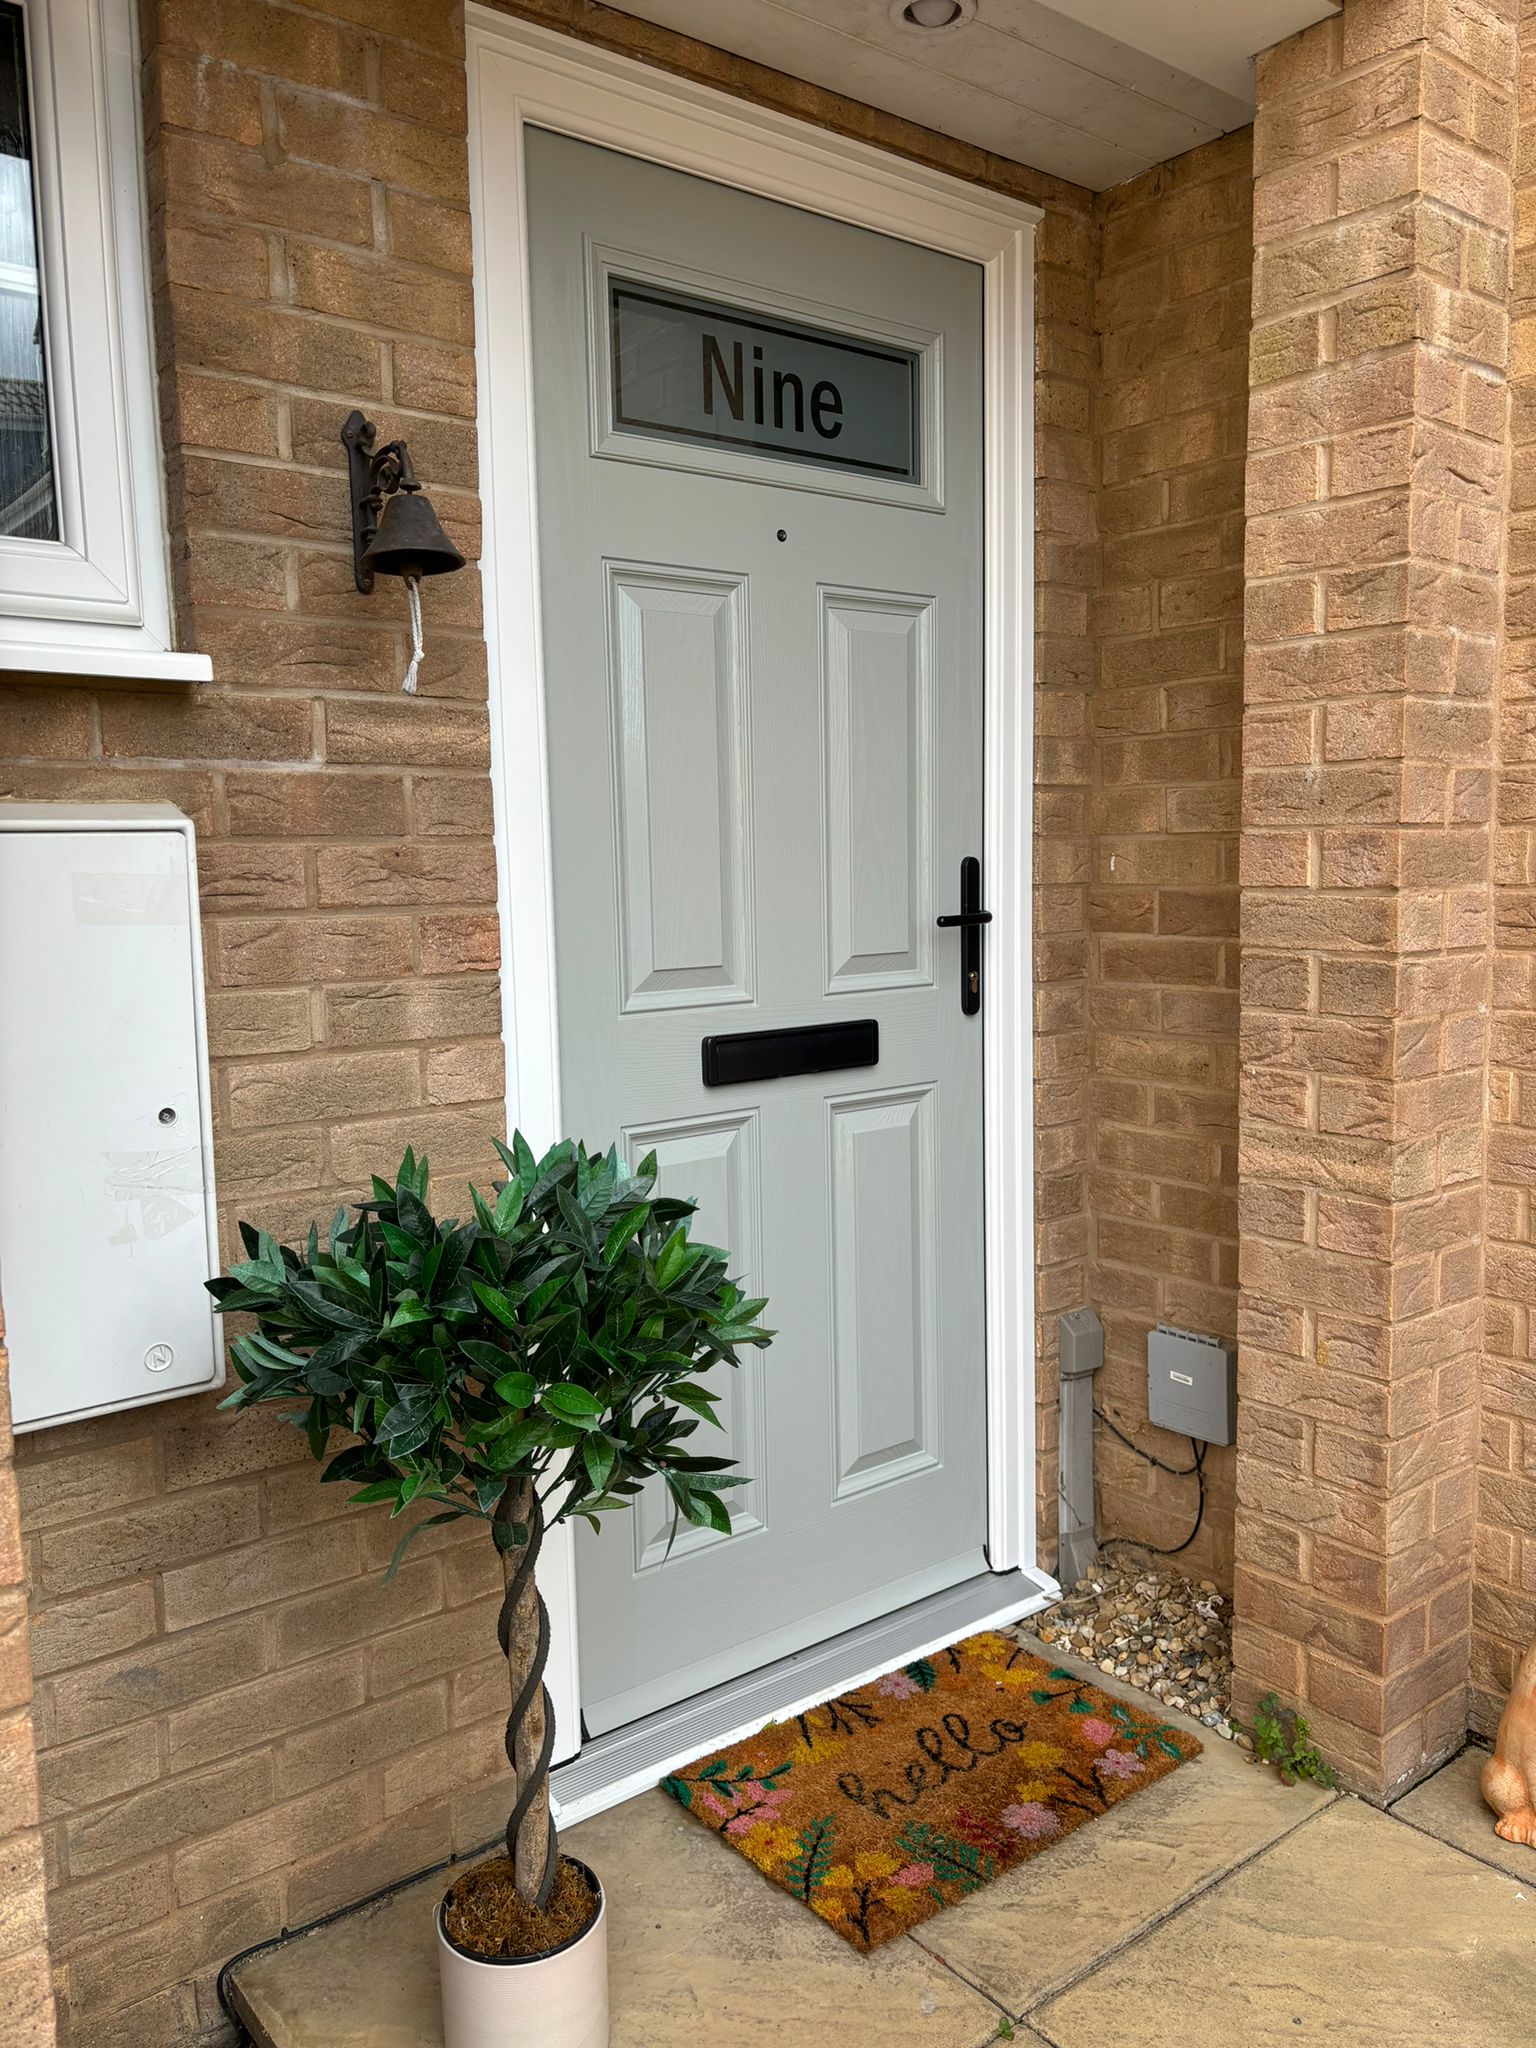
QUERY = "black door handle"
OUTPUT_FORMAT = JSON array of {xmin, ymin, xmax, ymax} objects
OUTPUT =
[{"xmin": 937, "ymin": 856, "xmax": 988, "ymax": 1016}]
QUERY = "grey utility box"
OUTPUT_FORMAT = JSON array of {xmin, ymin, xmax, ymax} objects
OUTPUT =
[
  {"xmin": 1059, "ymin": 1306, "xmax": 1104, "ymax": 1380},
  {"xmin": 1147, "ymin": 1323, "xmax": 1236, "ymax": 1447}
]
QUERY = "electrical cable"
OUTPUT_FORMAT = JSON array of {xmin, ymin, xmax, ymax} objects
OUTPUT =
[
  {"xmin": 1093, "ymin": 1404, "xmax": 1207, "ymax": 1558},
  {"xmin": 1093, "ymin": 1404, "xmax": 1200, "ymax": 1474}
]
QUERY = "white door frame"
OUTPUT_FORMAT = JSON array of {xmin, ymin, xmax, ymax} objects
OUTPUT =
[{"xmin": 466, "ymin": 6, "xmax": 1042, "ymax": 1765}]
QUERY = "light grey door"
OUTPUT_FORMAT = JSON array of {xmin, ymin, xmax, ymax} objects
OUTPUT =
[{"xmin": 526, "ymin": 129, "xmax": 987, "ymax": 1737}]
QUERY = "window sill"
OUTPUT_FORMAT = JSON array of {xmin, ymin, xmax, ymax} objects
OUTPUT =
[{"xmin": 0, "ymin": 641, "xmax": 213, "ymax": 685}]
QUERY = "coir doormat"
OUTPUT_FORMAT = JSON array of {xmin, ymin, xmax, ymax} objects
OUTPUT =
[{"xmin": 661, "ymin": 1631, "xmax": 1201, "ymax": 1950}]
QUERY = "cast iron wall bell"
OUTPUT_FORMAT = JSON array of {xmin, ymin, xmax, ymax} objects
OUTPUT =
[
  {"xmin": 342, "ymin": 410, "xmax": 465, "ymax": 591},
  {"xmin": 341, "ymin": 409, "xmax": 466, "ymax": 692}
]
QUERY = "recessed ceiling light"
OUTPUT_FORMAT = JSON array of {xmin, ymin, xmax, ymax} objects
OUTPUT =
[{"xmin": 894, "ymin": 0, "xmax": 974, "ymax": 29}]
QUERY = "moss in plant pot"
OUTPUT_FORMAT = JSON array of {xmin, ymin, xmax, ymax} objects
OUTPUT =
[
  {"xmin": 443, "ymin": 1855, "xmax": 597, "ymax": 1960},
  {"xmin": 207, "ymin": 1133, "xmax": 773, "ymax": 1945}
]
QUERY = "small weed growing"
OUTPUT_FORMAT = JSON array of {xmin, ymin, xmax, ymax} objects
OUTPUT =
[
  {"xmin": 1248, "ymin": 1692, "xmax": 1336, "ymax": 1788},
  {"xmin": 994, "ymin": 2022, "xmax": 1016, "ymax": 2042}
]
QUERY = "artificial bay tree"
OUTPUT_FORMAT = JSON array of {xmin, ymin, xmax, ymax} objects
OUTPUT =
[{"xmin": 208, "ymin": 1134, "xmax": 771, "ymax": 1946}]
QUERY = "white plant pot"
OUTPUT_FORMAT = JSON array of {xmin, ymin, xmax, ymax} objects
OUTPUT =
[{"xmin": 437, "ymin": 1859, "xmax": 608, "ymax": 2048}]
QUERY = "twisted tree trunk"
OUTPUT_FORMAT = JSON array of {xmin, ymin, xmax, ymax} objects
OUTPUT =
[{"xmin": 495, "ymin": 1476, "xmax": 558, "ymax": 1908}]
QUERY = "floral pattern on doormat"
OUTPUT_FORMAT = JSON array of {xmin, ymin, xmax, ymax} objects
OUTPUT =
[{"xmin": 660, "ymin": 1630, "xmax": 1201, "ymax": 1950}]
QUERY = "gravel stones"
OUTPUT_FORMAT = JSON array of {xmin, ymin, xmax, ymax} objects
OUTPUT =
[{"xmin": 1031, "ymin": 1555, "xmax": 1239, "ymax": 1743}]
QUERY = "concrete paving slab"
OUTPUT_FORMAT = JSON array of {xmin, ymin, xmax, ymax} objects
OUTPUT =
[
  {"xmin": 228, "ymin": 1789, "xmax": 1008, "ymax": 2048},
  {"xmin": 909, "ymin": 1636, "xmax": 1333, "ymax": 2014},
  {"xmin": 568, "ymin": 1792, "xmax": 1006, "ymax": 2048},
  {"xmin": 227, "ymin": 1880, "xmax": 439, "ymax": 2048},
  {"xmin": 1032, "ymin": 1798, "xmax": 1536, "ymax": 2048},
  {"xmin": 1392, "ymin": 1745, "xmax": 1536, "ymax": 1886}
]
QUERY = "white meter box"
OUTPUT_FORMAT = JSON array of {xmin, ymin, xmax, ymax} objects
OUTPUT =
[{"xmin": 0, "ymin": 805, "xmax": 221, "ymax": 1431}]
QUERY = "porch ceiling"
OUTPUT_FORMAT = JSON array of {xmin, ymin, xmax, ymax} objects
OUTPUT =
[{"xmin": 600, "ymin": 0, "xmax": 1341, "ymax": 190}]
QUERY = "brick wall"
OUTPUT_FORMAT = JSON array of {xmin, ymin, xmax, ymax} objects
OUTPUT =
[
  {"xmin": 1481, "ymin": 0, "xmax": 1536, "ymax": 1738},
  {"xmin": 1235, "ymin": 0, "xmax": 1514, "ymax": 1798},
  {"xmin": 4, "ymin": 5, "xmax": 512, "ymax": 2043},
  {"xmin": 1086, "ymin": 135, "xmax": 1251, "ymax": 1579},
  {"xmin": 0, "ymin": 1315, "xmax": 55, "ymax": 2048}
]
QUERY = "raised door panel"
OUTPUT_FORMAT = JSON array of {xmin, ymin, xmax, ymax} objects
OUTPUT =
[
  {"xmin": 822, "ymin": 589, "xmax": 931, "ymax": 993},
  {"xmin": 608, "ymin": 565, "xmax": 753, "ymax": 1011},
  {"xmin": 827, "ymin": 1086, "xmax": 939, "ymax": 1498},
  {"xmin": 622, "ymin": 1111, "xmax": 766, "ymax": 1569}
]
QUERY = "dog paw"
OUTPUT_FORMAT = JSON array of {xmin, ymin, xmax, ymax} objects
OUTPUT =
[{"xmin": 1494, "ymin": 1810, "xmax": 1536, "ymax": 1845}]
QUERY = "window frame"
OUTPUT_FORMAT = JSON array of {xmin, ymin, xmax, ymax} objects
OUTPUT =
[{"xmin": 0, "ymin": 0, "xmax": 208, "ymax": 681}]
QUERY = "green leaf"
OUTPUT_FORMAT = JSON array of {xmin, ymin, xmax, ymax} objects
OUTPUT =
[
  {"xmin": 525, "ymin": 1270, "xmax": 573, "ymax": 1320},
  {"xmin": 476, "ymin": 1418, "xmax": 547, "ymax": 1469},
  {"xmin": 305, "ymin": 1401, "xmax": 328, "ymax": 1461},
  {"xmin": 418, "ymin": 1241, "xmax": 443, "ymax": 1298},
  {"xmin": 681, "ymin": 1489, "xmax": 732, "ymax": 1535},
  {"xmin": 654, "ymin": 1226, "xmax": 690, "ymax": 1289},
  {"xmin": 287, "ymin": 1278, "xmax": 370, "ymax": 1331},
  {"xmin": 493, "ymin": 1370, "xmax": 537, "ymax": 1409},
  {"xmin": 241, "ymin": 1332, "xmax": 310, "ymax": 1371},
  {"xmin": 582, "ymin": 1435, "xmax": 616, "ymax": 1492},
  {"xmin": 541, "ymin": 1384, "xmax": 603, "ymax": 1428},
  {"xmin": 320, "ymin": 1445, "xmax": 375, "ymax": 1485},
  {"xmin": 602, "ymin": 1203, "xmax": 650, "ymax": 1264},
  {"xmin": 557, "ymin": 1185, "xmax": 597, "ymax": 1250},
  {"xmin": 383, "ymin": 1510, "xmax": 462, "ymax": 1581},
  {"xmin": 395, "ymin": 1178, "xmax": 433, "ymax": 1244},
  {"xmin": 470, "ymin": 1279, "xmax": 523, "ymax": 1331},
  {"xmin": 667, "ymin": 1384, "xmax": 725, "ymax": 1428},
  {"xmin": 458, "ymin": 1339, "xmax": 512, "ymax": 1378},
  {"xmin": 386, "ymin": 1301, "xmax": 434, "ymax": 1330}
]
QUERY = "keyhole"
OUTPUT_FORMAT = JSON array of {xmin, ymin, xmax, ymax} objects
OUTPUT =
[
  {"xmin": 158, "ymin": 1106, "xmax": 177, "ymax": 1125},
  {"xmin": 775, "ymin": 528, "xmax": 787, "ymax": 543}
]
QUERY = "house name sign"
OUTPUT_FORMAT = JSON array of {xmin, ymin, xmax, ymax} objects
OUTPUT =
[{"xmin": 608, "ymin": 280, "xmax": 920, "ymax": 483}]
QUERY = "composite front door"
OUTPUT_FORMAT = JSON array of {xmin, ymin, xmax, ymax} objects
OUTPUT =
[{"xmin": 526, "ymin": 128, "xmax": 988, "ymax": 1736}]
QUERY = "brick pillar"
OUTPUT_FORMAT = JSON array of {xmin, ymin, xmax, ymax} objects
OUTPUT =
[
  {"xmin": 1478, "ymin": 3, "xmax": 1536, "ymax": 1740},
  {"xmin": 1236, "ymin": 0, "xmax": 1515, "ymax": 1797}
]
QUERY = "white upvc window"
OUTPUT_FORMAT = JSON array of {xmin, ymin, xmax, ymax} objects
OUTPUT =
[{"xmin": 0, "ymin": 0, "xmax": 207, "ymax": 681}]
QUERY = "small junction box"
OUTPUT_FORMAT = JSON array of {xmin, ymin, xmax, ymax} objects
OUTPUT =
[{"xmin": 1147, "ymin": 1322, "xmax": 1236, "ymax": 1447}]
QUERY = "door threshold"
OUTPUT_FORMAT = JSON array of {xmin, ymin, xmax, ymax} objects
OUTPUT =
[{"xmin": 550, "ymin": 1564, "xmax": 1060, "ymax": 1826}]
